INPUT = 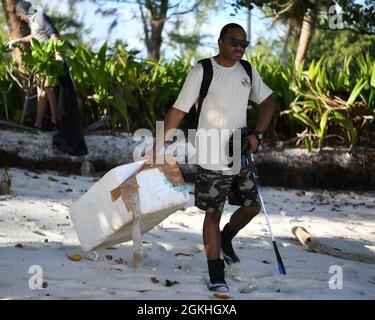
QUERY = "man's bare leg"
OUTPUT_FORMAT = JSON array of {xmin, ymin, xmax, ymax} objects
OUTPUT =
[
  {"xmin": 45, "ymin": 87, "xmax": 58, "ymax": 124},
  {"xmin": 203, "ymin": 211, "xmax": 222, "ymax": 260},
  {"xmin": 228, "ymin": 205, "xmax": 261, "ymax": 233},
  {"xmin": 35, "ymin": 88, "xmax": 48, "ymax": 127}
]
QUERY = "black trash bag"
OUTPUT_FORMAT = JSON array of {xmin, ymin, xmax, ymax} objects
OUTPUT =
[{"xmin": 53, "ymin": 64, "xmax": 88, "ymax": 156}]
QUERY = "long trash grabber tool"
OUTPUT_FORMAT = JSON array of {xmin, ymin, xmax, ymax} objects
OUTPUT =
[{"xmin": 246, "ymin": 151, "xmax": 286, "ymax": 275}]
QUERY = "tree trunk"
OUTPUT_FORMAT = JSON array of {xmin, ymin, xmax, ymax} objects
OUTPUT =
[
  {"xmin": 282, "ymin": 18, "xmax": 293, "ymax": 69},
  {"xmin": 295, "ymin": 6, "xmax": 318, "ymax": 70},
  {"xmin": 148, "ymin": 20, "xmax": 164, "ymax": 61},
  {"xmin": 1, "ymin": 0, "xmax": 30, "ymax": 63},
  {"xmin": 0, "ymin": 129, "xmax": 373, "ymax": 189},
  {"xmin": 145, "ymin": 0, "xmax": 168, "ymax": 61}
]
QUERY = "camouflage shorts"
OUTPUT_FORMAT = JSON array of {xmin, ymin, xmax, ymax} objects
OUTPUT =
[{"xmin": 195, "ymin": 166, "xmax": 259, "ymax": 213}]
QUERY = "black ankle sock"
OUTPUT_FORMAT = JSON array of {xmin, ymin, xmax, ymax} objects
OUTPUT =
[
  {"xmin": 221, "ymin": 223, "xmax": 238, "ymax": 244},
  {"xmin": 221, "ymin": 224, "xmax": 241, "ymax": 264},
  {"xmin": 207, "ymin": 259, "xmax": 226, "ymax": 284}
]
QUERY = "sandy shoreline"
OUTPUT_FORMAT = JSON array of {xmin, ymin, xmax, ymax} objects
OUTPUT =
[{"xmin": 1, "ymin": 167, "xmax": 374, "ymax": 300}]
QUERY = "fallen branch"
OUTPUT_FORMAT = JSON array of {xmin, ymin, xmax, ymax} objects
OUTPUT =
[
  {"xmin": 0, "ymin": 129, "xmax": 373, "ymax": 189},
  {"xmin": 0, "ymin": 120, "xmax": 38, "ymax": 133},
  {"xmin": 291, "ymin": 226, "xmax": 375, "ymax": 264},
  {"xmin": 84, "ymin": 116, "xmax": 111, "ymax": 133}
]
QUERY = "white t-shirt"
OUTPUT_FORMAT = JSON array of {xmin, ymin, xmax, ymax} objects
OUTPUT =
[{"xmin": 173, "ymin": 57, "xmax": 273, "ymax": 171}]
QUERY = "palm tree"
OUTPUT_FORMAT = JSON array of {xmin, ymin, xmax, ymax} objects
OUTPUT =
[
  {"xmin": 295, "ymin": 1, "xmax": 320, "ymax": 70},
  {"xmin": 1, "ymin": 0, "xmax": 30, "ymax": 63}
]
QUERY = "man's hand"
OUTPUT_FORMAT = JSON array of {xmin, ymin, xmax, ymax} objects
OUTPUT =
[
  {"xmin": 54, "ymin": 51, "xmax": 63, "ymax": 61},
  {"xmin": 7, "ymin": 39, "xmax": 20, "ymax": 49},
  {"xmin": 246, "ymin": 134, "xmax": 259, "ymax": 154}
]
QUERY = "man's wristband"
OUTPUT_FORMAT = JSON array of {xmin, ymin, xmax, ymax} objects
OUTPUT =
[{"xmin": 253, "ymin": 130, "xmax": 264, "ymax": 143}]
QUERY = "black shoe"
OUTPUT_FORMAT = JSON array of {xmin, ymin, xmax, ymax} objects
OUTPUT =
[
  {"xmin": 42, "ymin": 122, "xmax": 57, "ymax": 132},
  {"xmin": 34, "ymin": 123, "xmax": 43, "ymax": 130},
  {"xmin": 221, "ymin": 224, "xmax": 240, "ymax": 265},
  {"xmin": 207, "ymin": 259, "xmax": 229, "ymax": 292}
]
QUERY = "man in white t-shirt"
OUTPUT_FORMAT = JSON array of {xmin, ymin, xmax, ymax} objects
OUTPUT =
[{"xmin": 152, "ymin": 23, "xmax": 275, "ymax": 292}]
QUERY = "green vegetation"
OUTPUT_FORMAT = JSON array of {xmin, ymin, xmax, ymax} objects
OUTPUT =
[
  {"xmin": 247, "ymin": 52, "xmax": 374, "ymax": 150},
  {"xmin": 0, "ymin": 37, "xmax": 12, "ymax": 120},
  {"xmin": 0, "ymin": 37, "xmax": 374, "ymax": 150}
]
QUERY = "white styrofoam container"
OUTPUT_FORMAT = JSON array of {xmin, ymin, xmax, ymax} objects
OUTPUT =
[{"xmin": 69, "ymin": 160, "xmax": 189, "ymax": 252}]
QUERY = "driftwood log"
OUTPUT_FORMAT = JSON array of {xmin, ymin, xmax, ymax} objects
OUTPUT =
[
  {"xmin": 292, "ymin": 226, "xmax": 375, "ymax": 264},
  {"xmin": 0, "ymin": 120, "xmax": 38, "ymax": 133},
  {"xmin": 0, "ymin": 128, "xmax": 374, "ymax": 188},
  {"xmin": 83, "ymin": 116, "xmax": 111, "ymax": 133}
]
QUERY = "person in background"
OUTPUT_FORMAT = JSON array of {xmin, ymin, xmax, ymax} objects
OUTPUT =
[{"xmin": 7, "ymin": 0, "xmax": 61, "ymax": 131}]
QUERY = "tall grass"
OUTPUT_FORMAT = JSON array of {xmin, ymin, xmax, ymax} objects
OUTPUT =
[{"xmin": 250, "ymin": 52, "xmax": 374, "ymax": 150}]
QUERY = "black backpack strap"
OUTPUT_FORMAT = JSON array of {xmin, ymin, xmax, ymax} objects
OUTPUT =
[
  {"xmin": 239, "ymin": 59, "xmax": 253, "ymax": 84},
  {"xmin": 194, "ymin": 58, "xmax": 213, "ymax": 128}
]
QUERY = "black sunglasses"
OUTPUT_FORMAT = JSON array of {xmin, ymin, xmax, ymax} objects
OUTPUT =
[{"xmin": 224, "ymin": 37, "xmax": 249, "ymax": 48}]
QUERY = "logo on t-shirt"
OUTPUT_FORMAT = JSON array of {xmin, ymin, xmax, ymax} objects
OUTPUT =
[{"xmin": 241, "ymin": 77, "xmax": 251, "ymax": 88}]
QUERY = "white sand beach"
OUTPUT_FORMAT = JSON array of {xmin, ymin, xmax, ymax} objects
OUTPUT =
[{"xmin": 1, "ymin": 167, "xmax": 375, "ymax": 300}]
